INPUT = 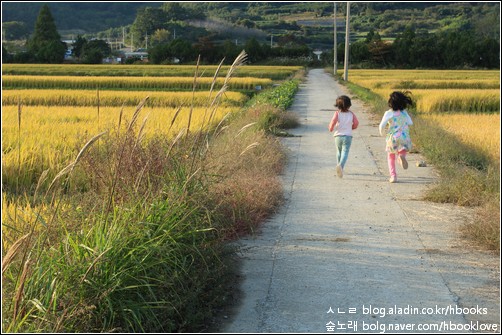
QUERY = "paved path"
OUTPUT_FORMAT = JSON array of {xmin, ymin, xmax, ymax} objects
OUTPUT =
[{"xmin": 220, "ymin": 69, "xmax": 500, "ymax": 333}]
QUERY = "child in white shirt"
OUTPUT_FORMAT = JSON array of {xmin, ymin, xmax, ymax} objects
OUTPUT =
[{"xmin": 329, "ymin": 95, "xmax": 359, "ymax": 178}]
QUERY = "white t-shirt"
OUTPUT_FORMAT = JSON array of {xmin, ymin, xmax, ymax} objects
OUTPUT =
[{"xmin": 329, "ymin": 110, "xmax": 357, "ymax": 136}]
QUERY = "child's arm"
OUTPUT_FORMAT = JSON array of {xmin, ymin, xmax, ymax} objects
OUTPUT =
[
  {"xmin": 404, "ymin": 110, "xmax": 413, "ymax": 125},
  {"xmin": 378, "ymin": 110, "xmax": 393, "ymax": 136},
  {"xmin": 328, "ymin": 111, "xmax": 339, "ymax": 132},
  {"xmin": 351, "ymin": 112, "xmax": 359, "ymax": 130}
]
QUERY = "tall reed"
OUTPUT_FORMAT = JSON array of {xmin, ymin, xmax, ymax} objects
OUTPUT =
[{"xmin": 3, "ymin": 50, "xmax": 294, "ymax": 332}]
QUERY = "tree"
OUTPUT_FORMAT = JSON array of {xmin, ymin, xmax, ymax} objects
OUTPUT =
[
  {"xmin": 245, "ymin": 38, "xmax": 265, "ymax": 63},
  {"xmin": 72, "ymin": 35, "xmax": 88, "ymax": 58},
  {"xmin": 349, "ymin": 40, "xmax": 370, "ymax": 64},
  {"xmin": 169, "ymin": 38, "xmax": 195, "ymax": 63},
  {"xmin": 150, "ymin": 29, "xmax": 170, "ymax": 47},
  {"xmin": 148, "ymin": 43, "xmax": 171, "ymax": 64},
  {"xmin": 80, "ymin": 39, "xmax": 111, "ymax": 64},
  {"xmin": 2, "ymin": 21, "xmax": 30, "ymax": 40},
  {"xmin": 220, "ymin": 40, "xmax": 241, "ymax": 64},
  {"xmin": 365, "ymin": 32, "xmax": 391, "ymax": 66},
  {"xmin": 85, "ymin": 40, "xmax": 111, "ymax": 57},
  {"xmin": 2, "ymin": 45, "xmax": 13, "ymax": 63},
  {"xmin": 474, "ymin": 37, "xmax": 500, "ymax": 69},
  {"xmin": 392, "ymin": 27, "xmax": 416, "ymax": 68},
  {"xmin": 81, "ymin": 48, "xmax": 104, "ymax": 64},
  {"xmin": 408, "ymin": 32, "xmax": 441, "ymax": 68},
  {"xmin": 131, "ymin": 7, "xmax": 167, "ymax": 48},
  {"xmin": 27, "ymin": 4, "xmax": 66, "ymax": 63},
  {"xmin": 161, "ymin": 2, "xmax": 191, "ymax": 21},
  {"xmin": 193, "ymin": 35, "xmax": 218, "ymax": 63}
]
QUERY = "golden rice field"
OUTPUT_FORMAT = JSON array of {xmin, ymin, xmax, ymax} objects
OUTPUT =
[
  {"xmin": 2, "ymin": 104, "xmax": 235, "ymax": 155},
  {"xmin": 371, "ymin": 88, "xmax": 500, "ymax": 113},
  {"xmin": 347, "ymin": 69, "xmax": 500, "ymax": 81},
  {"xmin": 2, "ymin": 89, "xmax": 247, "ymax": 107},
  {"xmin": 2, "ymin": 63, "xmax": 303, "ymax": 79},
  {"xmin": 349, "ymin": 69, "xmax": 500, "ymax": 113},
  {"xmin": 2, "ymin": 104, "xmax": 234, "ymax": 194},
  {"xmin": 2, "ymin": 75, "xmax": 273, "ymax": 91},
  {"xmin": 2, "ymin": 64, "xmax": 302, "ymax": 194},
  {"xmin": 348, "ymin": 69, "xmax": 501, "ymax": 163},
  {"xmin": 422, "ymin": 113, "xmax": 500, "ymax": 162}
]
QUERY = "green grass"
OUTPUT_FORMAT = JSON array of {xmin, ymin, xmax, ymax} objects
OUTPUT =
[{"xmin": 250, "ymin": 79, "xmax": 301, "ymax": 135}]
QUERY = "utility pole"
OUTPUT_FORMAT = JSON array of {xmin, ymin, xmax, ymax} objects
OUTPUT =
[
  {"xmin": 343, "ymin": 2, "xmax": 350, "ymax": 81},
  {"xmin": 333, "ymin": 2, "xmax": 337, "ymax": 75},
  {"xmin": 270, "ymin": 35, "xmax": 273, "ymax": 48}
]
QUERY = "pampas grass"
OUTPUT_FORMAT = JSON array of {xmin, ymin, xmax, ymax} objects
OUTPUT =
[{"xmin": 2, "ymin": 51, "xmax": 303, "ymax": 332}]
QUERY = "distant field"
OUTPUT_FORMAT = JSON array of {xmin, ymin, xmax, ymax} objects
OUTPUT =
[
  {"xmin": 1, "ymin": 75, "xmax": 274, "ymax": 91},
  {"xmin": 1, "ymin": 64, "xmax": 303, "ymax": 80}
]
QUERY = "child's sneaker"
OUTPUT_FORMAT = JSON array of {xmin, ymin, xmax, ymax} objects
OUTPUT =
[
  {"xmin": 399, "ymin": 155, "xmax": 408, "ymax": 170},
  {"xmin": 336, "ymin": 164, "xmax": 343, "ymax": 178},
  {"xmin": 389, "ymin": 176, "xmax": 397, "ymax": 183}
]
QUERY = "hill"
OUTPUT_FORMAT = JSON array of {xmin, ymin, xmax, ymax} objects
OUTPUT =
[
  {"xmin": 1, "ymin": 2, "xmax": 162, "ymax": 36},
  {"xmin": 2, "ymin": 2, "xmax": 499, "ymax": 46},
  {"xmin": 2, "ymin": 1, "xmax": 499, "ymax": 68}
]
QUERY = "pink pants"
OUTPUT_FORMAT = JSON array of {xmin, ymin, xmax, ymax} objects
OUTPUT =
[{"xmin": 387, "ymin": 150, "xmax": 407, "ymax": 177}]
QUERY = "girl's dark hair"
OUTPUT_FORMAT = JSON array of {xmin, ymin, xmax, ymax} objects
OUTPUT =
[
  {"xmin": 388, "ymin": 91, "xmax": 413, "ymax": 111},
  {"xmin": 335, "ymin": 95, "xmax": 351, "ymax": 112}
]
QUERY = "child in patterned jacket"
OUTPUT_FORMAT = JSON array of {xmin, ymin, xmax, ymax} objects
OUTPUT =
[{"xmin": 378, "ymin": 91, "xmax": 414, "ymax": 183}]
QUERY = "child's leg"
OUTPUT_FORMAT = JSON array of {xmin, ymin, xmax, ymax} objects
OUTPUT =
[
  {"xmin": 339, "ymin": 136, "xmax": 353, "ymax": 168},
  {"xmin": 334, "ymin": 136, "xmax": 342, "ymax": 166},
  {"xmin": 398, "ymin": 149, "xmax": 408, "ymax": 169},
  {"xmin": 388, "ymin": 152, "xmax": 397, "ymax": 178}
]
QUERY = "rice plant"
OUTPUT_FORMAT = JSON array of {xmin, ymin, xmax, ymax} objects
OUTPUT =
[
  {"xmin": 2, "ymin": 75, "xmax": 273, "ymax": 91},
  {"xmin": 2, "ymin": 89, "xmax": 247, "ymax": 107},
  {"xmin": 422, "ymin": 113, "xmax": 500, "ymax": 163},
  {"xmin": 2, "ymin": 63, "xmax": 303, "ymax": 80}
]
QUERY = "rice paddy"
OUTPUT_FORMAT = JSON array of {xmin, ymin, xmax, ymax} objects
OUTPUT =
[
  {"xmin": 2, "ymin": 74, "xmax": 274, "ymax": 91},
  {"xmin": 2, "ymin": 63, "xmax": 303, "ymax": 80},
  {"xmin": 2, "ymin": 89, "xmax": 248, "ymax": 107},
  {"xmin": 1, "ymin": 63, "xmax": 301, "ymax": 227},
  {"xmin": 2, "ymin": 64, "xmax": 299, "ymax": 179}
]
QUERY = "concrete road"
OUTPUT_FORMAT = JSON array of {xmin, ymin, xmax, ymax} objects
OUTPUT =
[{"xmin": 220, "ymin": 69, "xmax": 500, "ymax": 333}]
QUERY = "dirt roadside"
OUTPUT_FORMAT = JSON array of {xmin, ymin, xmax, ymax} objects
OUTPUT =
[{"xmin": 216, "ymin": 69, "xmax": 500, "ymax": 333}]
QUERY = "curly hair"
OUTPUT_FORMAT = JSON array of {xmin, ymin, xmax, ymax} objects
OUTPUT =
[
  {"xmin": 335, "ymin": 95, "xmax": 352, "ymax": 112},
  {"xmin": 388, "ymin": 91, "xmax": 413, "ymax": 111}
]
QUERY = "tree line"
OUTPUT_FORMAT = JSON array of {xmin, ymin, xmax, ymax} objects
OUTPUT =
[{"xmin": 344, "ymin": 28, "xmax": 499, "ymax": 69}]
